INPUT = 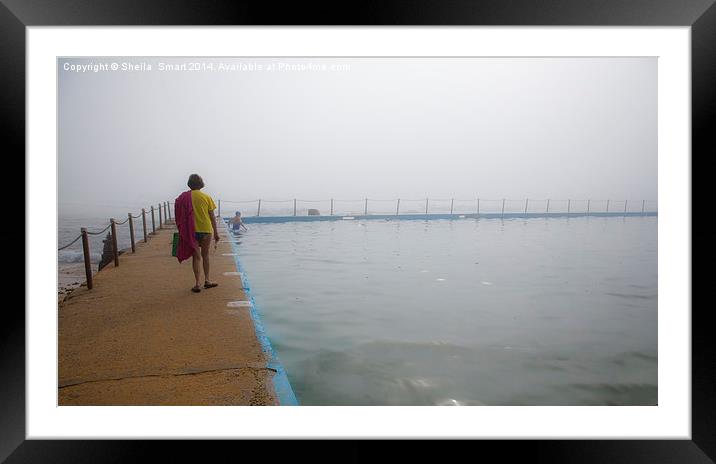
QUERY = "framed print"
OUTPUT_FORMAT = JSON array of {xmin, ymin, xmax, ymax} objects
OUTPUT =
[{"xmin": 5, "ymin": 0, "xmax": 710, "ymax": 461}]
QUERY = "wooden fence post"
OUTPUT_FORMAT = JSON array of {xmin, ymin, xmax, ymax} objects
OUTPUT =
[
  {"xmin": 81, "ymin": 228, "xmax": 93, "ymax": 290},
  {"xmin": 110, "ymin": 218, "xmax": 119, "ymax": 267},
  {"xmin": 151, "ymin": 206, "xmax": 156, "ymax": 234},
  {"xmin": 128, "ymin": 213, "xmax": 136, "ymax": 252},
  {"xmin": 142, "ymin": 208, "xmax": 148, "ymax": 242}
]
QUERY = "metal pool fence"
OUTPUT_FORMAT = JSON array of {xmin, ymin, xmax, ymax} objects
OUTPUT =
[{"xmin": 216, "ymin": 198, "xmax": 658, "ymax": 218}]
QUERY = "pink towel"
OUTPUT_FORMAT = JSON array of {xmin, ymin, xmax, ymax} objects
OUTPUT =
[{"xmin": 174, "ymin": 190, "xmax": 198, "ymax": 263}]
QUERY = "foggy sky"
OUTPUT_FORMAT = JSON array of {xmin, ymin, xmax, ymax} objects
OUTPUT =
[{"xmin": 58, "ymin": 57, "xmax": 656, "ymax": 215}]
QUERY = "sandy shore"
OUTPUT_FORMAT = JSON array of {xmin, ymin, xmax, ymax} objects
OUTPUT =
[{"xmin": 58, "ymin": 224, "xmax": 277, "ymax": 405}]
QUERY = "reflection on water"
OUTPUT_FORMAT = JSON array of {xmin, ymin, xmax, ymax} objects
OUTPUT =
[{"xmin": 235, "ymin": 217, "xmax": 657, "ymax": 405}]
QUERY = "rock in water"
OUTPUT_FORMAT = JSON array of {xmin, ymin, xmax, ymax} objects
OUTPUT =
[
  {"xmin": 308, "ymin": 208, "xmax": 320, "ymax": 216},
  {"xmin": 98, "ymin": 232, "xmax": 114, "ymax": 271}
]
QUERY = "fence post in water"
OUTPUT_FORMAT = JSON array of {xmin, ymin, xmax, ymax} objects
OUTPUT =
[
  {"xmin": 293, "ymin": 199, "xmax": 297, "ymax": 216},
  {"xmin": 218, "ymin": 199, "xmax": 221, "ymax": 218},
  {"xmin": 142, "ymin": 208, "xmax": 148, "ymax": 242},
  {"xmin": 477, "ymin": 198, "xmax": 480, "ymax": 216},
  {"xmin": 163, "ymin": 202, "xmax": 167, "ymax": 222},
  {"xmin": 546, "ymin": 199, "xmax": 550, "ymax": 213},
  {"xmin": 81, "ymin": 227, "xmax": 93, "ymax": 290},
  {"xmin": 128, "ymin": 213, "xmax": 135, "ymax": 253},
  {"xmin": 450, "ymin": 198, "xmax": 454, "ymax": 215},
  {"xmin": 159, "ymin": 203, "xmax": 163, "ymax": 228},
  {"xmin": 624, "ymin": 200, "xmax": 628, "ymax": 214},
  {"xmin": 110, "ymin": 218, "xmax": 119, "ymax": 267},
  {"xmin": 567, "ymin": 199, "xmax": 571, "ymax": 215},
  {"xmin": 330, "ymin": 199, "xmax": 334, "ymax": 216},
  {"xmin": 606, "ymin": 200, "xmax": 610, "ymax": 213},
  {"xmin": 587, "ymin": 199, "xmax": 590, "ymax": 214},
  {"xmin": 150, "ymin": 206, "xmax": 156, "ymax": 234},
  {"xmin": 396, "ymin": 198, "xmax": 400, "ymax": 216},
  {"xmin": 501, "ymin": 199, "xmax": 505, "ymax": 218},
  {"xmin": 257, "ymin": 199, "xmax": 261, "ymax": 217},
  {"xmin": 642, "ymin": 200, "xmax": 646, "ymax": 215},
  {"xmin": 524, "ymin": 199, "xmax": 529, "ymax": 214},
  {"xmin": 425, "ymin": 198, "xmax": 429, "ymax": 215},
  {"xmin": 365, "ymin": 198, "xmax": 368, "ymax": 216}
]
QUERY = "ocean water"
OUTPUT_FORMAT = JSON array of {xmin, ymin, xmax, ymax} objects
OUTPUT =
[{"xmin": 233, "ymin": 216, "xmax": 657, "ymax": 405}]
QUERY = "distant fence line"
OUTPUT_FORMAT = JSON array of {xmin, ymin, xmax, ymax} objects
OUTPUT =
[
  {"xmin": 58, "ymin": 201, "xmax": 174, "ymax": 291},
  {"xmin": 214, "ymin": 198, "xmax": 658, "ymax": 218}
]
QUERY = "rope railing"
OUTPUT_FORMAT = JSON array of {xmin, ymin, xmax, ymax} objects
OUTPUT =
[
  {"xmin": 58, "ymin": 200, "xmax": 175, "ymax": 291},
  {"xmin": 216, "ymin": 197, "xmax": 658, "ymax": 218},
  {"xmin": 58, "ymin": 234, "xmax": 82, "ymax": 251},
  {"xmin": 85, "ymin": 224, "xmax": 112, "ymax": 236}
]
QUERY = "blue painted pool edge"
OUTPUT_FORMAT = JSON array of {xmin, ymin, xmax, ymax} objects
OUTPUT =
[
  {"xmin": 224, "ymin": 222, "xmax": 299, "ymax": 406},
  {"xmin": 239, "ymin": 211, "xmax": 657, "ymax": 224}
]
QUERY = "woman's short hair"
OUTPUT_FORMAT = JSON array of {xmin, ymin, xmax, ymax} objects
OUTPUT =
[{"xmin": 187, "ymin": 174, "xmax": 204, "ymax": 190}]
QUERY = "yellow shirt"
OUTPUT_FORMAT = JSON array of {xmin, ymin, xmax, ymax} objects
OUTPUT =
[{"xmin": 190, "ymin": 190, "xmax": 217, "ymax": 233}]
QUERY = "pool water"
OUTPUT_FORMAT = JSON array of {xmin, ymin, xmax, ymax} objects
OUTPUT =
[{"xmin": 233, "ymin": 216, "xmax": 657, "ymax": 405}]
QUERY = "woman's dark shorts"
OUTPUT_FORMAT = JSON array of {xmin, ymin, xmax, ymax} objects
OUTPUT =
[{"xmin": 195, "ymin": 232, "xmax": 211, "ymax": 242}]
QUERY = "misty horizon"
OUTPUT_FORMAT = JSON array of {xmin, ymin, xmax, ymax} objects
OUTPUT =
[{"xmin": 58, "ymin": 57, "xmax": 657, "ymax": 217}]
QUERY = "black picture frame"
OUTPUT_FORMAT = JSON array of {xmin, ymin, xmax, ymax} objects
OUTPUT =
[{"xmin": 4, "ymin": 0, "xmax": 709, "ymax": 461}]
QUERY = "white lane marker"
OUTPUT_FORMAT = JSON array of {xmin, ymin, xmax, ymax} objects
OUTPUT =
[{"xmin": 227, "ymin": 301, "xmax": 252, "ymax": 308}]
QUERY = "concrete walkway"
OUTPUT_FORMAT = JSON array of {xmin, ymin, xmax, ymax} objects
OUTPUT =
[{"xmin": 58, "ymin": 223, "xmax": 277, "ymax": 405}]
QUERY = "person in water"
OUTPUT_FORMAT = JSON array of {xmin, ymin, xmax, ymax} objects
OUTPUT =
[
  {"xmin": 174, "ymin": 174, "xmax": 220, "ymax": 293},
  {"xmin": 230, "ymin": 211, "xmax": 248, "ymax": 233}
]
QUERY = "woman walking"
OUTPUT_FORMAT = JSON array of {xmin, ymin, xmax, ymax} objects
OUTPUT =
[{"xmin": 174, "ymin": 174, "xmax": 220, "ymax": 293}]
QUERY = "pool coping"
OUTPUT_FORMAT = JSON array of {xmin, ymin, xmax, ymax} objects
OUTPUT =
[{"xmin": 224, "ymin": 222, "xmax": 299, "ymax": 406}]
